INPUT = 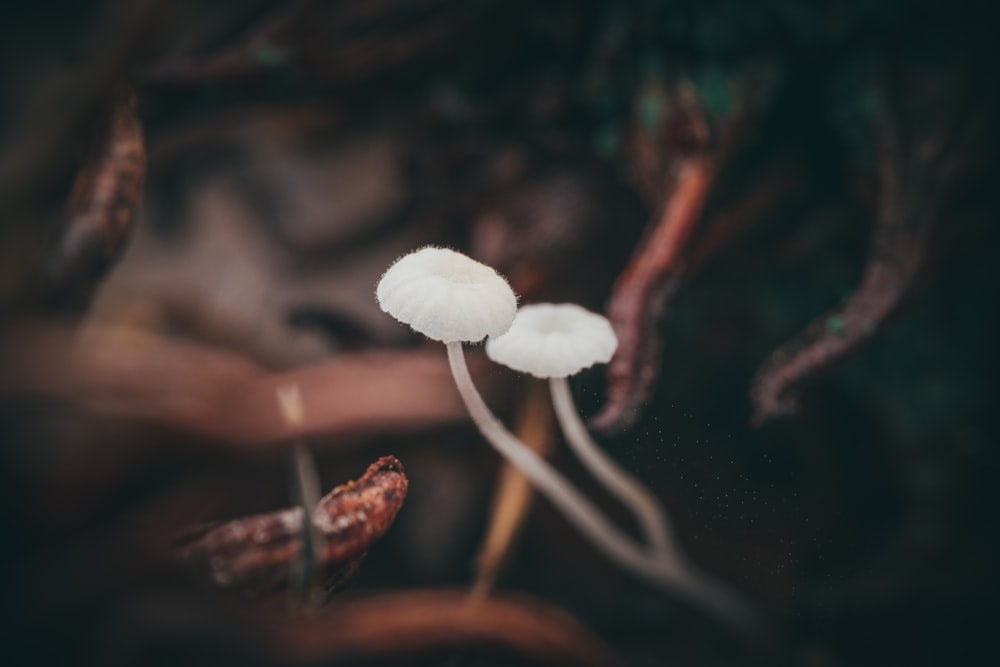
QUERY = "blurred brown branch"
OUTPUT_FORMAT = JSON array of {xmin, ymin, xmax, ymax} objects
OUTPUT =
[
  {"xmin": 594, "ymin": 64, "xmax": 781, "ymax": 434},
  {"xmin": 0, "ymin": 321, "xmax": 499, "ymax": 448},
  {"xmin": 751, "ymin": 61, "xmax": 992, "ymax": 424}
]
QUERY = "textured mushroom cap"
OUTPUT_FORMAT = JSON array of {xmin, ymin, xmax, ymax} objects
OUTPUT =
[
  {"xmin": 376, "ymin": 246, "xmax": 518, "ymax": 343},
  {"xmin": 486, "ymin": 303, "xmax": 618, "ymax": 378}
]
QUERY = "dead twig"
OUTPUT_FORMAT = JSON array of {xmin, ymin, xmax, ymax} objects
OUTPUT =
[
  {"xmin": 751, "ymin": 62, "xmax": 987, "ymax": 424},
  {"xmin": 593, "ymin": 64, "xmax": 781, "ymax": 434},
  {"xmin": 593, "ymin": 158, "xmax": 715, "ymax": 433}
]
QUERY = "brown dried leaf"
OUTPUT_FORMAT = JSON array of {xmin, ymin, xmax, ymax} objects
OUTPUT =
[{"xmin": 175, "ymin": 456, "xmax": 408, "ymax": 594}]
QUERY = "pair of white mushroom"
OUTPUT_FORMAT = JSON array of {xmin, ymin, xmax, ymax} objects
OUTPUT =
[{"xmin": 376, "ymin": 246, "xmax": 753, "ymax": 630}]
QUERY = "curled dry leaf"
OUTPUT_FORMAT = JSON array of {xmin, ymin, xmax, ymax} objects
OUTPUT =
[{"xmin": 175, "ymin": 456, "xmax": 408, "ymax": 594}]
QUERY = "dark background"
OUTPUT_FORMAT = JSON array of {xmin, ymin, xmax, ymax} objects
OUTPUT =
[{"xmin": 1, "ymin": 1, "xmax": 998, "ymax": 665}]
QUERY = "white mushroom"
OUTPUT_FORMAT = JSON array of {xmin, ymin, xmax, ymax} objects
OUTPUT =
[
  {"xmin": 485, "ymin": 302, "xmax": 757, "ymax": 632},
  {"xmin": 376, "ymin": 246, "xmax": 517, "ymax": 343},
  {"xmin": 377, "ymin": 248, "xmax": 755, "ymax": 633},
  {"xmin": 486, "ymin": 303, "xmax": 674, "ymax": 556},
  {"xmin": 485, "ymin": 303, "xmax": 617, "ymax": 378},
  {"xmin": 376, "ymin": 248, "xmax": 650, "ymax": 567}
]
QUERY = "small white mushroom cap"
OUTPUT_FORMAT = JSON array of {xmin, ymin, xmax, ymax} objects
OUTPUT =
[
  {"xmin": 486, "ymin": 303, "xmax": 618, "ymax": 378},
  {"xmin": 376, "ymin": 246, "xmax": 518, "ymax": 343}
]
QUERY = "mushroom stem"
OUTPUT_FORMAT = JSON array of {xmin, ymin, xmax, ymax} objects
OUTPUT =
[
  {"xmin": 447, "ymin": 343, "xmax": 653, "ymax": 569},
  {"xmin": 549, "ymin": 376, "xmax": 674, "ymax": 557},
  {"xmin": 446, "ymin": 343, "xmax": 755, "ymax": 632}
]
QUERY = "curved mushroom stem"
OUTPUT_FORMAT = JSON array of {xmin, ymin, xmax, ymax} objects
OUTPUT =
[
  {"xmin": 549, "ymin": 376, "xmax": 674, "ymax": 557},
  {"xmin": 446, "ymin": 342, "xmax": 757, "ymax": 634},
  {"xmin": 447, "ymin": 343, "xmax": 648, "ymax": 570}
]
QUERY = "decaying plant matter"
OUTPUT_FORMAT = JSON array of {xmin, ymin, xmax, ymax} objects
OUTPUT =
[
  {"xmin": 175, "ymin": 456, "xmax": 407, "ymax": 595},
  {"xmin": 1, "ymin": 2, "xmax": 997, "ymax": 666}
]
